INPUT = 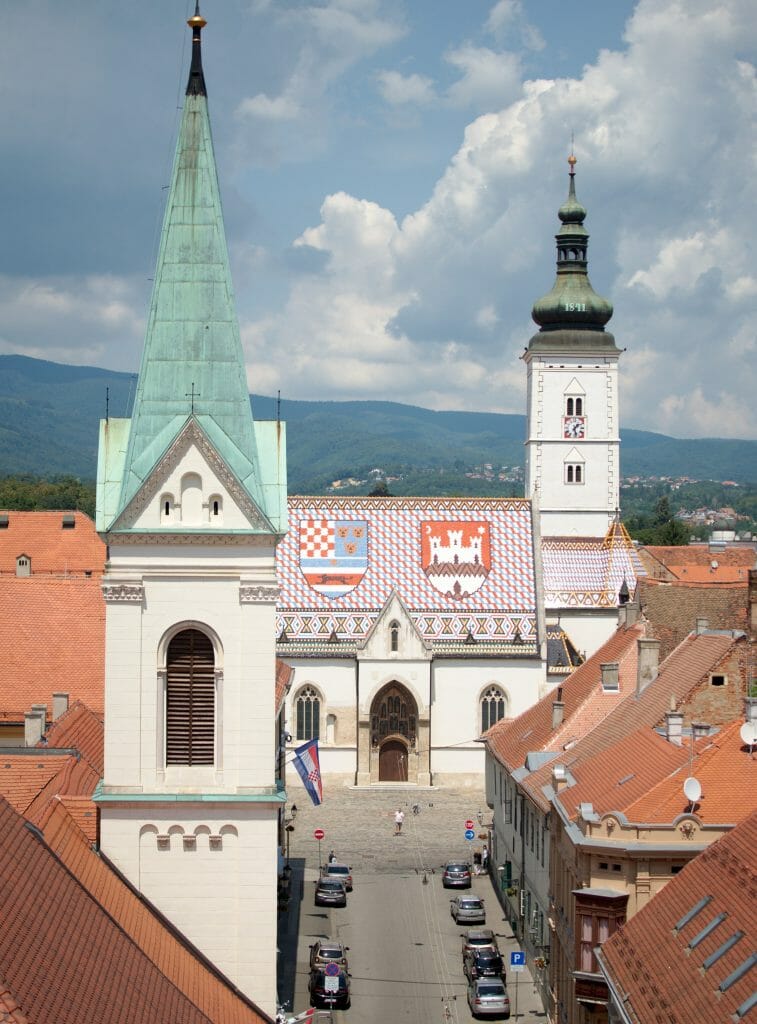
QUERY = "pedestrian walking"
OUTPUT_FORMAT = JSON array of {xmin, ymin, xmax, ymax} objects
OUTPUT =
[
  {"xmin": 328, "ymin": 849, "xmax": 336, "ymax": 864},
  {"xmin": 394, "ymin": 808, "xmax": 405, "ymax": 835}
]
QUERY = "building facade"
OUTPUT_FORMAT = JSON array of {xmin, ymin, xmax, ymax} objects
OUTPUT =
[{"xmin": 94, "ymin": 12, "xmax": 286, "ymax": 1014}]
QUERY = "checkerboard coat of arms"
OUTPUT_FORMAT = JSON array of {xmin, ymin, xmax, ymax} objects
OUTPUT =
[
  {"xmin": 299, "ymin": 518, "xmax": 369, "ymax": 598},
  {"xmin": 421, "ymin": 520, "xmax": 491, "ymax": 599}
]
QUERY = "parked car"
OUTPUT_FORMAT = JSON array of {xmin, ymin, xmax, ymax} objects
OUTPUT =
[
  {"xmin": 308, "ymin": 967, "xmax": 351, "ymax": 1010},
  {"xmin": 309, "ymin": 939, "xmax": 350, "ymax": 971},
  {"xmin": 466, "ymin": 977, "xmax": 510, "ymax": 1019},
  {"xmin": 461, "ymin": 929, "xmax": 499, "ymax": 957},
  {"xmin": 464, "ymin": 948, "xmax": 505, "ymax": 982},
  {"xmin": 442, "ymin": 861, "xmax": 472, "ymax": 888},
  {"xmin": 314, "ymin": 877, "xmax": 347, "ymax": 907},
  {"xmin": 321, "ymin": 862, "xmax": 353, "ymax": 891},
  {"xmin": 450, "ymin": 894, "xmax": 486, "ymax": 924}
]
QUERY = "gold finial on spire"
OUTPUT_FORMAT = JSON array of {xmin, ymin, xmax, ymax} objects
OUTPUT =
[
  {"xmin": 188, "ymin": 1, "xmax": 206, "ymax": 31},
  {"xmin": 568, "ymin": 132, "xmax": 576, "ymax": 174}
]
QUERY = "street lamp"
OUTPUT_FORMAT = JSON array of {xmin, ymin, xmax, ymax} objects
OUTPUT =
[{"xmin": 284, "ymin": 803, "xmax": 298, "ymax": 866}]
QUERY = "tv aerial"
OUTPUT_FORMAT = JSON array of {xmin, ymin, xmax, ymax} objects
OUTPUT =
[{"xmin": 683, "ymin": 776, "xmax": 702, "ymax": 811}]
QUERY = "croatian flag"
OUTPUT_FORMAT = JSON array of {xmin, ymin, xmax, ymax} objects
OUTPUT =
[{"xmin": 293, "ymin": 739, "xmax": 323, "ymax": 807}]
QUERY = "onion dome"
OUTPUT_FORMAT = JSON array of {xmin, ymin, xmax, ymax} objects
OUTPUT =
[{"xmin": 528, "ymin": 155, "xmax": 616, "ymax": 351}]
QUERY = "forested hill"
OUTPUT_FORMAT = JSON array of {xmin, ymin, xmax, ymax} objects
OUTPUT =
[{"xmin": 0, "ymin": 354, "xmax": 754, "ymax": 491}]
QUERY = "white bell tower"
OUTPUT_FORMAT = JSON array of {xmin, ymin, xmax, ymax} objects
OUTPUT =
[{"xmin": 524, "ymin": 156, "xmax": 621, "ymax": 538}]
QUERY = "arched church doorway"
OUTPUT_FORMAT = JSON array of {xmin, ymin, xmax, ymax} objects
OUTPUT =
[
  {"xmin": 370, "ymin": 682, "xmax": 417, "ymax": 782},
  {"xmin": 379, "ymin": 739, "xmax": 408, "ymax": 781}
]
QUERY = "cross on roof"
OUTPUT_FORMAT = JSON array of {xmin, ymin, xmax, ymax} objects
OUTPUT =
[{"xmin": 185, "ymin": 382, "xmax": 201, "ymax": 413}]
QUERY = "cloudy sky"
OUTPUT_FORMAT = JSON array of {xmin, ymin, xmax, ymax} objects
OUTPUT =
[{"xmin": 1, "ymin": 0, "xmax": 755, "ymax": 439}]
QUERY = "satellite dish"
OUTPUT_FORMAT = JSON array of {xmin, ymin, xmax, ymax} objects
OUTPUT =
[
  {"xmin": 683, "ymin": 777, "xmax": 702, "ymax": 803},
  {"xmin": 740, "ymin": 722, "xmax": 757, "ymax": 747}
]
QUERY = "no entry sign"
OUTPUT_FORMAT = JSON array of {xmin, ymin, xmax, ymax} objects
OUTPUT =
[
  {"xmin": 314, "ymin": 828, "xmax": 325, "ymax": 840},
  {"xmin": 465, "ymin": 819, "xmax": 475, "ymax": 829}
]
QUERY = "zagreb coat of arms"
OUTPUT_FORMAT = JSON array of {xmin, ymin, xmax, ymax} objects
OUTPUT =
[{"xmin": 421, "ymin": 520, "xmax": 491, "ymax": 599}]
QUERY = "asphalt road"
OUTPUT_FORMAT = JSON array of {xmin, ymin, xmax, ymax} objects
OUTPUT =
[{"xmin": 285, "ymin": 867, "xmax": 543, "ymax": 1024}]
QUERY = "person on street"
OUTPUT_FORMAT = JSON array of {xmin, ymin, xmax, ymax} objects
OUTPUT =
[
  {"xmin": 328, "ymin": 850, "xmax": 336, "ymax": 863},
  {"xmin": 394, "ymin": 808, "xmax": 405, "ymax": 835}
]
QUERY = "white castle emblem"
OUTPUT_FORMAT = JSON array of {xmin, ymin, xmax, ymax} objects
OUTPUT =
[{"xmin": 423, "ymin": 522, "xmax": 490, "ymax": 599}]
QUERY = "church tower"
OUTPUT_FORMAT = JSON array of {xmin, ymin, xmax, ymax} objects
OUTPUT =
[
  {"xmin": 94, "ymin": 8, "xmax": 286, "ymax": 1014},
  {"xmin": 523, "ymin": 156, "xmax": 620, "ymax": 537}
]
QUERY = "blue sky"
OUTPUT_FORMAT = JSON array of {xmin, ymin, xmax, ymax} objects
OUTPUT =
[{"xmin": 1, "ymin": 0, "xmax": 755, "ymax": 440}]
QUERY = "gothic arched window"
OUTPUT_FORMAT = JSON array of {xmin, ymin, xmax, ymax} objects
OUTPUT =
[
  {"xmin": 166, "ymin": 629, "xmax": 215, "ymax": 765},
  {"xmin": 296, "ymin": 686, "xmax": 321, "ymax": 741},
  {"xmin": 390, "ymin": 620, "xmax": 399, "ymax": 652},
  {"xmin": 481, "ymin": 686, "xmax": 507, "ymax": 733}
]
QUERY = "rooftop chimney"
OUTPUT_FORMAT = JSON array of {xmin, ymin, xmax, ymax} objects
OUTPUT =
[
  {"xmin": 636, "ymin": 638, "xmax": 661, "ymax": 695},
  {"xmin": 692, "ymin": 721, "xmax": 710, "ymax": 740},
  {"xmin": 744, "ymin": 697, "xmax": 757, "ymax": 725},
  {"xmin": 696, "ymin": 617, "xmax": 710, "ymax": 635},
  {"xmin": 31, "ymin": 704, "xmax": 47, "ymax": 734},
  {"xmin": 552, "ymin": 685, "xmax": 565, "ymax": 729},
  {"xmin": 617, "ymin": 604, "xmax": 627, "ymax": 628},
  {"xmin": 552, "ymin": 764, "xmax": 568, "ymax": 793},
  {"xmin": 24, "ymin": 711, "xmax": 44, "ymax": 747},
  {"xmin": 665, "ymin": 696, "xmax": 684, "ymax": 746},
  {"xmin": 601, "ymin": 662, "xmax": 620, "ymax": 691},
  {"xmin": 52, "ymin": 692, "xmax": 69, "ymax": 721}
]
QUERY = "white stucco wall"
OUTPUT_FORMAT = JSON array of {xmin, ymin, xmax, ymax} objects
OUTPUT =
[{"xmin": 100, "ymin": 805, "xmax": 278, "ymax": 1014}]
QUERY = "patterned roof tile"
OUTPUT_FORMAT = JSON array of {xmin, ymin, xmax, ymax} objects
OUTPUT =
[
  {"xmin": 541, "ymin": 534, "xmax": 645, "ymax": 609},
  {"xmin": 277, "ymin": 497, "xmax": 537, "ymax": 643}
]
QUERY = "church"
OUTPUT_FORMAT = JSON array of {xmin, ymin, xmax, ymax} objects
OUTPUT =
[
  {"xmin": 83, "ymin": 5, "xmax": 643, "ymax": 1010},
  {"xmin": 276, "ymin": 160, "xmax": 643, "ymax": 786}
]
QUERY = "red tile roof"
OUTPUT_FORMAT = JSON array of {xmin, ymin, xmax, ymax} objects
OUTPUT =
[
  {"xmin": 639, "ymin": 540, "xmax": 757, "ymax": 581},
  {"xmin": 625, "ymin": 719, "xmax": 757, "ymax": 825},
  {"xmin": 485, "ymin": 623, "xmax": 644, "ymax": 773},
  {"xmin": 30, "ymin": 799, "xmax": 270, "ymax": 1024},
  {"xmin": 39, "ymin": 701, "xmax": 104, "ymax": 776},
  {"xmin": 599, "ymin": 809, "xmax": 757, "ymax": 1024},
  {"xmin": 520, "ymin": 632, "xmax": 743, "ymax": 810},
  {"xmin": 0, "ymin": 511, "xmax": 105, "ymax": 576},
  {"xmin": 0, "ymin": 577, "xmax": 105, "ymax": 718},
  {"xmin": 0, "ymin": 797, "xmax": 270, "ymax": 1024}
]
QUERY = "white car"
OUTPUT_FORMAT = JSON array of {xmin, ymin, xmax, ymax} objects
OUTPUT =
[{"xmin": 450, "ymin": 894, "xmax": 486, "ymax": 924}]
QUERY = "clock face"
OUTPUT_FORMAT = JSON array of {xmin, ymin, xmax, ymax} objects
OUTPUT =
[{"xmin": 563, "ymin": 416, "xmax": 586, "ymax": 438}]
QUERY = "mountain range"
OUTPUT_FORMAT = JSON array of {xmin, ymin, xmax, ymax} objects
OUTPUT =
[{"xmin": 0, "ymin": 354, "xmax": 754, "ymax": 492}]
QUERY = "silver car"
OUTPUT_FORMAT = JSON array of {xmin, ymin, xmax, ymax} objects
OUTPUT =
[
  {"xmin": 467, "ymin": 977, "xmax": 510, "ymax": 1019},
  {"xmin": 461, "ymin": 928, "xmax": 499, "ymax": 957},
  {"xmin": 450, "ymin": 894, "xmax": 486, "ymax": 924}
]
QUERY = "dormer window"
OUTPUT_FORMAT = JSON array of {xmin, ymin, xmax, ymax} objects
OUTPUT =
[
  {"xmin": 390, "ymin": 620, "xmax": 399, "ymax": 652},
  {"xmin": 16, "ymin": 554, "xmax": 31, "ymax": 577}
]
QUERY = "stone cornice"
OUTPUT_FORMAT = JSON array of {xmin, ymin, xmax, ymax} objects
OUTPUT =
[
  {"xmin": 240, "ymin": 584, "xmax": 280, "ymax": 603},
  {"xmin": 102, "ymin": 582, "xmax": 144, "ymax": 603}
]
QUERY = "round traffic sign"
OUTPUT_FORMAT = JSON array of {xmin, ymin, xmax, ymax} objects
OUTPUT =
[
  {"xmin": 324, "ymin": 962, "xmax": 340, "ymax": 976},
  {"xmin": 465, "ymin": 819, "xmax": 474, "ymax": 829},
  {"xmin": 464, "ymin": 828, "xmax": 476, "ymax": 841},
  {"xmin": 314, "ymin": 828, "xmax": 325, "ymax": 840}
]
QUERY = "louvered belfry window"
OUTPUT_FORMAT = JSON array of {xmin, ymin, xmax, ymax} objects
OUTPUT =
[{"xmin": 166, "ymin": 629, "xmax": 215, "ymax": 765}]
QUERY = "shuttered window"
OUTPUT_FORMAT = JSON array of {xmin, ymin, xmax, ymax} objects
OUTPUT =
[{"xmin": 166, "ymin": 629, "xmax": 215, "ymax": 765}]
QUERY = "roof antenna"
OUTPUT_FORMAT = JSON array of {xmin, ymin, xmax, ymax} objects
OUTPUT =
[
  {"xmin": 105, "ymin": 385, "xmax": 110, "ymax": 423},
  {"xmin": 277, "ymin": 389, "xmax": 281, "ymax": 424}
]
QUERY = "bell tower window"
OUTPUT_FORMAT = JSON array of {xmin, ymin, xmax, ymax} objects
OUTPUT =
[
  {"xmin": 165, "ymin": 629, "xmax": 215, "ymax": 766},
  {"xmin": 566, "ymin": 463, "xmax": 584, "ymax": 484},
  {"xmin": 390, "ymin": 620, "xmax": 400, "ymax": 652}
]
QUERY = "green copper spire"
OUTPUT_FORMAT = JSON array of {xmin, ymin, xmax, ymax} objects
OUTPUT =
[
  {"xmin": 112, "ymin": 7, "xmax": 275, "ymax": 527},
  {"xmin": 528, "ymin": 155, "xmax": 617, "ymax": 353}
]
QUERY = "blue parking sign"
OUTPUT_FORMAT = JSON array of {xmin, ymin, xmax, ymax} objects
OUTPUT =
[{"xmin": 510, "ymin": 951, "xmax": 526, "ymax": 972}]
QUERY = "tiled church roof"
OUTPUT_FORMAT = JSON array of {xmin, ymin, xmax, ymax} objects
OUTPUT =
[
  {"xmin": 277, "ymin": 496, "xmax": 538, "ymax": 649},
  {"xmin": 0, "ymin": 511, "xmax": 105, "ymax": 576},
  {"xmin": 541, "ymin": 532, "xmax": 645, "ymax": 609}
]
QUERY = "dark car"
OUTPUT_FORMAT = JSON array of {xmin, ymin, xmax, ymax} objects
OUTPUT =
[
  {"xmin": 464, "ymin": 948, "xmax": 505, "ymax": 982},
  {"xmin": 314, "ymin": 878, "xmax": 347, "ymax": 907},
  {"xmin": 442, "ymin": 861, "xmax": 472, "ymax": 888},
  {"xmin": 308, "ymin": 967, "xmax": 351, "ymax": 1010},
  {"xmin": 309, "ymin": 939, "xmax": 350, "ymax": 970}
]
